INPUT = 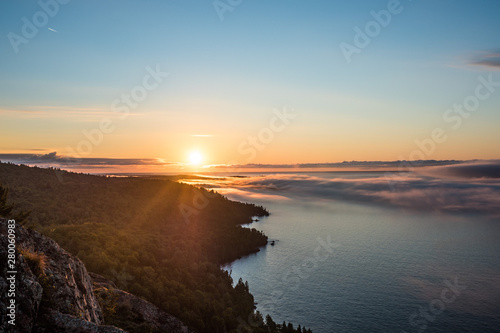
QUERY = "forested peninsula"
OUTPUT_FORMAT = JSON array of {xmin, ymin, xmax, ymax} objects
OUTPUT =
[{"xmin": 0, "ymin": 162, "xmax": 312, "ymax": 333}]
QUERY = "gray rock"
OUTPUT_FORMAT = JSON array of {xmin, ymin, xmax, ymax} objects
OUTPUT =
[
  {"xmin": 91, "ymin": 273, "xmax": 194, "ymax": 333},
  {"xmin": 0, "ymin": 219, "xmax": 124, "ymax": 332},
  {"xmin": 0, "ymin": 225, "xmax": 43, "ymax": 332},
  {"xmin": 35, "ymin": 310, "xmax": 126, "ymax": 333},
  {"xmin": 0, "ymin": 219, "xmax": 193, "ymax": 333}
]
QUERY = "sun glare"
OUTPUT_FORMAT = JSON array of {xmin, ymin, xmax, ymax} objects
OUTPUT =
[{"xmin": 189, "ymin": 151, "xmax": 203, "ymax": 165}]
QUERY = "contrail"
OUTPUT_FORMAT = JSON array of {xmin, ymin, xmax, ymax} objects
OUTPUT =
[{"xmin": 48, "ymin": 28, "xmax": 58, "ymax": 33}]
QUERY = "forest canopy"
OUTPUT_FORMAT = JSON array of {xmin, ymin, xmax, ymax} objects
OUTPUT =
[{"xmin": 0, "ymin": 162, "xmax": 312, "ymax": 333}]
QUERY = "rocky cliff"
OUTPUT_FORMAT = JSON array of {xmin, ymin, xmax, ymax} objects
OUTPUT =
[
  {"xmin": 0, "ymin": 219, "xmax": 193, "ymax": 333},
  {"xmin": 91, "ymin": 273, "xmax": 193, "ymax": 333}
]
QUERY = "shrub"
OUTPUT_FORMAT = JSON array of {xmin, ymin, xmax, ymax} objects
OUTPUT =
[{"xmin": 19, "ymin": 247, "xmax": 47, "ymax": 277}]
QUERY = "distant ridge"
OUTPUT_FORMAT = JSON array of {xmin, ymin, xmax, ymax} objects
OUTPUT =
[{"xmin": 0, "ymin": 151, "xmax": 473, "ymax": 172}]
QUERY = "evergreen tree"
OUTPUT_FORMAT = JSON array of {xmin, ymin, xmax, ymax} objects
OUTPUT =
[
  {"xmin": 0, "ymin": 163, "xmax": 313, "ymax": 332},
  {"xmin": 266, "ymin": 314, "xmax": 277, "ymax": 332},
  {"xmin": 0, "ymin": 183, "xmax": 30, "ymax": 223},
  {"xmin": 0, "ymin": 183, "xmax": 14, "ymax": 217}
]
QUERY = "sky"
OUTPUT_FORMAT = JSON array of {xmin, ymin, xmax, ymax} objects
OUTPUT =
[{"xmin": 1, "ymin": 0, "xmax": 500, "ymax": 172}]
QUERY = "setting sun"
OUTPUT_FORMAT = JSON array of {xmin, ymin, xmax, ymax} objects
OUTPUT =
[{"xmin": 188, "ymin": 151, "xmax": 203, "ymax": 165}]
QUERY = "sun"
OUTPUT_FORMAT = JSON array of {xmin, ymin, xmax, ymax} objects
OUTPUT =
[{"xmin": 188, "ymin": 151, "xmax": 203, "ymax": 165}]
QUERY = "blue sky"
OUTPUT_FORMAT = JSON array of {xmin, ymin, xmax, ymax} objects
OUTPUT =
[{"xmin": 1, "ymin": 0, "xmax": 499, "ymax": 169}]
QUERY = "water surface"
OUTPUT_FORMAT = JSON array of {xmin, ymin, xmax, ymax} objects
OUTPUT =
[{"xmin": 208, "ymin": 172, "xmax": 500, "ymax": 332}]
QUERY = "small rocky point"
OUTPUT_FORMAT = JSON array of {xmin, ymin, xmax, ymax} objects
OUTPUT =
[{"xmin": 0, "ymin": 219, "xmax": 193, "ymax": 333}]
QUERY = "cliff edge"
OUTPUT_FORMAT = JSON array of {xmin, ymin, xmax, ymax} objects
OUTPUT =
[{"xmin": 0, "ymin": 219, "xmax": 192, "ymax": 333}]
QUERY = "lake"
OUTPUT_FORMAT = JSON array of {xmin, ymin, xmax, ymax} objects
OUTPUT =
[{"xmin": 193, "ymin": 171, "xmax": 500, "ymax": 333}]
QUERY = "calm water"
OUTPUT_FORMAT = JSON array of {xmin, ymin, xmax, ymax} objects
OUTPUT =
[{"xmin": 212, "ymin": 172, "xmax": 500, "ymax": 333}]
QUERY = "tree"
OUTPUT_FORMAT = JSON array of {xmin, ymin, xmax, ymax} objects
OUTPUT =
[
  {"xmin": 0, "ymin": 183, "xmax": 14, "ymax": 217},
  {"xmin": 0, "ymin": 183, "xmax": 30, "ymax": 223},
  {"xmin": 0, "ymin": 163, "xmax": 311, "ymax": 332},
  {"xmin": 266, "ymin": 314, "xmax": 277, "ymax": 332}
]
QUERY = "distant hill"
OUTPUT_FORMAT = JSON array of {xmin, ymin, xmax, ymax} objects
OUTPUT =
[{"xmin": 0, "ymin": 162, "xmax": 311, "ymax": 333}]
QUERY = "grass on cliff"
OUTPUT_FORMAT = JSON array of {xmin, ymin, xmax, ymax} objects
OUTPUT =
[{"xmin": 18, "ymin": 247, "xmax": 47, "ymax": 277}]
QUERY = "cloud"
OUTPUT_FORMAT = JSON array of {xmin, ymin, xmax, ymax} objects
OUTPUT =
[
  {"xmin": 3, "ymin": 155, "xmax": 499, "ymax": 216},
  {"xmin": 0, "ymin": 148, "xmax": 49, "ymax": 152},
  {"xmin": 189, "ymin": 163, "xmax": 500, "ymax": 216},
  {"xmin": 0, "ymin": 106, "xmax": 141, "ymax": 120},
  {"xmin": 206, "ymin": 160, "xmax": 464, "ymax": 171},
  {"xmin": 0, "ymin": 152, "xmax": 178, "ymax": 168},
  {"xmin": 470, "ymin": 51, "xmax": 500, "ymax": 69},
  {"xmin": 418, "ymin": 160, "xmax": 500, "ymax": 180}
]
